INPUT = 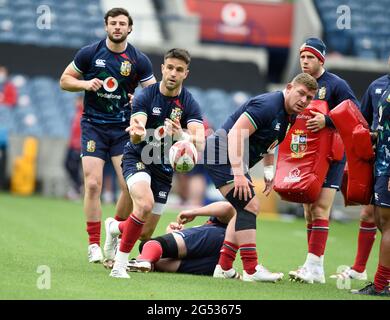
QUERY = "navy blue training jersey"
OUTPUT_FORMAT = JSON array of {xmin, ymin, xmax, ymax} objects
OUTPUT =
[
  {"xmin": 127, "ymin": 82, "xmax": 203, "ymax": 176},
  {"xmin": 360, "ymin": 74, "xmax": 390, "ymax": 130},
  {"xmin": 213, "ymin": 91, "xmax": 290, "ymax": 168},
  {"xmin": 375, "ymin": 85, "xmax": 390, "ymax": 177},
  {"xmin": 315, "ymin": 70, "xmax": 359, "ymax": 127},
  {"xmin": 72, "ymin": 39, "xmax": 154, "ymax": 124}
]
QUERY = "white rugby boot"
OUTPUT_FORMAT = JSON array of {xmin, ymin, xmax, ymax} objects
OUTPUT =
[
  {"xmin": 330, "ymin": 266, "xmax": 367, "ymax": 280},
  {"xmin": 243, "ymin": 265, "xmax": 284, "ymax": 282},
  {"xmin": 110, "ymin": 251, "xmax": 130, "ymax": 279},
  {"xmin": 88, "ymin": 243, "xmax": 103, "ymax": 263},
  {"xmin": 213, "ymin": 265, "xmax": 242, "ymax": 279},
  {"xmin": 289, "ymin": 265, "xmax": 325, "ymax": 284},
  {"xmin": 127, "ymin": 259, "xmax": 153, "ymax": 273}
]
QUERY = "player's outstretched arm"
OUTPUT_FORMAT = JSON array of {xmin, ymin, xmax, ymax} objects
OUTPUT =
[
  {"xmin": 177, "ymin": 201, "xmax": 235, "ymax": 225},
  {"xmin": 126, "ymin": 114, "xmax": 147, "ymax": 144}
]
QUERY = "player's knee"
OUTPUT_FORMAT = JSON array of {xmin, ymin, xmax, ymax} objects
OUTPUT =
[
  {"xmin": 134, "ymin": 198, "xmax": 154, "ymax": 216},
  {"xmin": 224, "ymin": 187, "xmax": 258, "ymax": 231},
  {"xmin": 244, "ymin": 197, "xmax": 260, "ymax": 215},
  {"xmin": 311, "ymin": 205, "xmax": 330, "ymax": 220},
  {"xmin": 235, "ymin": 208, "xmax": 257, "ymax": 231},
  {"xmin": 84, "ymin": 177, "xmax": 102, "ymax": 196},
  {"xmin": 360, "ymin": 205, "xmax": 375, "ymax": 223}
]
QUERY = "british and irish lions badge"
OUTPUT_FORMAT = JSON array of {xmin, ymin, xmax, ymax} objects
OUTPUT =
[{"xmin": 290, "ymin": 129, "xmax": 307, "ymax": 158}]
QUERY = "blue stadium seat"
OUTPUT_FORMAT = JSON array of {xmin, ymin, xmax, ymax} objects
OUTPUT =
[
  {"xmin": 0, "ymin": 7, "xmax": 12, "ymax": 19},
  {"xmin": 316, "ymin": 0, "xmax": 387, "ymax": 60},
  {"xmin": 0, "ymin": 30, "xmax": 18, "ymax": 43},
  {"xmin": 0, "ymin": 0, "xmax": 105, "ymax": 47}
]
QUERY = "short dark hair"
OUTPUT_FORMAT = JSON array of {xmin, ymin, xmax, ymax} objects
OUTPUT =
[
  {"xmin": 164, "ymin": 48, "xmax": 191, "ymax": 66},
  {"xmin": 104, "ymin": 8, "xmax": 133, "ymax": 26},
  {"xmin": 291, "ymin": 73, "xmax": 318, "ymax": 92}
]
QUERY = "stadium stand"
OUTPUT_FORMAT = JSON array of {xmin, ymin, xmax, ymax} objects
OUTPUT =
[
  {"xmin": 315, "ymin": 0, "xmax": 390, "ymax": 60},
  {"xmin": 0, "ymin": 0, "xmax": 104, "ymax": 48}
]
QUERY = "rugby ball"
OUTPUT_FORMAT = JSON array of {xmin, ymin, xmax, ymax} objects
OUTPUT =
[{"xmin": 169, "ymin": 140, "xmax": 198, "ymax": 173}]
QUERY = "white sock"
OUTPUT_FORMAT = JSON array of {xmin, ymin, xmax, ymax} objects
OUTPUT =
[
  {"xmin": 304, "ymin": 253, "xmax": 321, "ymax": 268},
  {"xmin": 114, "ymin": 250, "xmax": 129, "ymax": 267}
]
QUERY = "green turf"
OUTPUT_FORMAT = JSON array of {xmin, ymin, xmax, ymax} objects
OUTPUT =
[{"xmin": 0, "ymin": 192, "xmax": 386, "ymax": 300}]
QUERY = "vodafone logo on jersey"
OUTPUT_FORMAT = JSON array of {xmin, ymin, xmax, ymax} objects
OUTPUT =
[{"xmin": 103, "ymin": 77, "xmax": 118, "ymax": 92}]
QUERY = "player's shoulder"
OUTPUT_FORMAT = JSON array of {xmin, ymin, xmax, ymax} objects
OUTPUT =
[
  {"xmin": 323, "ymin": 70, "xmax": 348, "ymax": 84},
  {"xmin": 250, "ymin": 91, "xmax": 283, "ymax": 108},
  {"xmin": 181, "ymin": 86, "xmax": 197, "ymax": 102},
  {"xmin": 370, "ymin": 74, "xmax": 390, "ymax": 88},
  {"xmin": 323, "ymin": 70, "xmax": 353, "ymax": 90},
  {"xmin": 135, "ymin": 82, "xmax": 159, "ymax": 100}
]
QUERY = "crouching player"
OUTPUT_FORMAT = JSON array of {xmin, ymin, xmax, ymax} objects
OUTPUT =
[{"xmin": 203, "ymin": 73, "xmax": 318, "ymax": 282}]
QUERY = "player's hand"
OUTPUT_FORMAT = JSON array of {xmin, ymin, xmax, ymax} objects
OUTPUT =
[
  {"xmin": 128, "ymin": 93, "xmax": 134, "ymax": 106},
  {"xmin": 126, "ymin": 118, "xmax": 146, "ymax": 144},
  {"xmin": 165, "ymin": 118, "xmax": 183, "ymax": 140},
  {"xmin": 166, "ymin": 222, "xmax": 183, "ymax": 233},
  {"xmin": 306, "ymin": 110, "xmax": 325, "ymax": 132},
  {"xmin": 263, "ymin": 178, "xmax": 274, "ymax": 197},
  {"xmin": 233, "ymin": 175, "xmax": 254, "ymax": 201},
  {"xmin": 177, "ymin": 210, "xmax": 195, "ymax": 224},
  {"xmin": 84, "ymin": 78, "xmax": 103, "ymax": 92}
]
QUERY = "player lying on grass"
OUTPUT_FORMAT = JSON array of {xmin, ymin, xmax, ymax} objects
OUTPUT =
[
  {"xmin": 105, "ymin": 201, "xmax": 235, "ymax": 276},
  {"xmin": 105, "ymin": 200, "xmax": 282, "ymax": 281}
]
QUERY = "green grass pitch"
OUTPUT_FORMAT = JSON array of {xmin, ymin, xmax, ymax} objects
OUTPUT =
[{"xmin": 0, "ymin": 192, "xmax": 386, "ymax": 300}]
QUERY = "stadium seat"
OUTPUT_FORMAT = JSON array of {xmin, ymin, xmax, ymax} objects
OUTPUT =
[
  {"xmin": 315, "ymin": 0, "xmax": 387, "ymax": 60},
  {"xmin": 0, "ymin": 0, "xmax": 106, "ymax": 47}
]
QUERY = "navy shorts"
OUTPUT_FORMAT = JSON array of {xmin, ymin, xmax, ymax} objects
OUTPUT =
[
  {"xmin": 122, "ymin": 144, "xmax": 172, "ymax": 205},
  {"xmin": 373, "ymin": 175, "xmax": 390, "ymax": 208},
  {"xmin": 204, "ymin": 162, "xmax": 252, "ymax": 189},
  {"xmin": 203, "ymin": 135, "xmax": 252, "ymax": 189},
  {"xmin": 81, "ymin": 118, "xmax": 129, "ymax": 160},
  {"xmin": 322, "ymin": 154, "xmax": 346, "ymax": 190},
  {"xmin": 178, "ymin": 256, "xmax": 220, "ymax": 275},
  {"xmin": 175, "ymin": 224, "xmax": 226, "ymax": 275}
]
